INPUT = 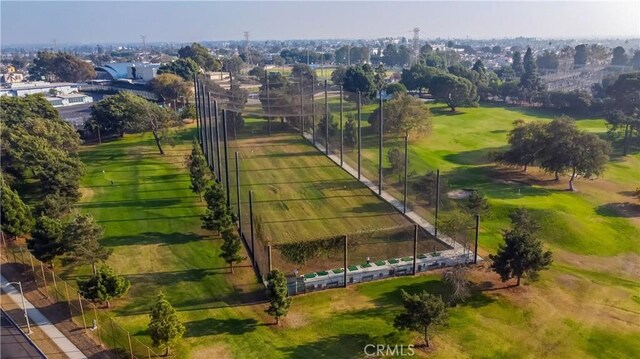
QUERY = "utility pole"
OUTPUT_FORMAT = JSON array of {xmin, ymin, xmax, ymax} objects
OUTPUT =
[
  {"xmin": 412, "ymin": 28, "xmax": 420, "ymax": 65},
  {"xmin": 435, "ymin": 169, "xmax": 440, "ymax": 236},
  {"xmin": 141, "ymin": 34, "xmax": 147, "ymax": 62},
  {"xmin": 244, "ymin": 31, "xmax": 251, "ymax": 66}
]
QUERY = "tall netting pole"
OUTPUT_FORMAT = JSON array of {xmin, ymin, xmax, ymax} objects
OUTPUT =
[
  {"xmin": 207, "ymin": 92, "xmax": 214, "ymax": 170},
  {"xmin": 340, "ymin": 85, "xmax": 344, "ymax": 166},
  {"xmin": 300, "ymin": 71, "xmax": 304, "ymax": 135},
  {"xmin": 378, "ymin": 91, "xmax": 384, "ymax": 195},
  {"xmin": 235, "ymin": 151, "xmax": 242, "ymax": 232},
  {"xmin": 202, "ymin": 84, "xmax": 210, "ymax": 164},
  {"xmin": 343, "ymin": 235, "xmax": 348, "ymax": 288},
  {"xmin": 265, "ymin": 69, "xmax": 271, "ymax": 137},
  {"xmin": 222, "ymin": 110, "xmax": 231, "ymax": 207},
  {"xmin": 249, "ymin": 190, "xmax": 255, "ymax": 266},
  {"xmin": 435, "ymin": 169, "xmax": 441, "ymax": 236},
  {"xmin": 214, "ymin": 100, "xmax": 222, "ymax": 181},
  {"xmin": 474, "ymin": 215, "xmax": 480, "ymax": 264},
  {"xmin": 193, "ymin": 74, "xmax": 201, "ymax": 144},
  {"xmin": 324, "ymin": 79, "xmax": 329, "ymax": 155},
  {"xmin": 413, "ymin": 225, "xmax": 418, "ymax": 275},
  {"xmin": 312, "ymin": 79, "xmax": 316, "ymax": 145},
  {"xmin": 357, "ymin": 91, "xmax": 362, "ymax": 180},
  {"xmin": 404, "ymin": 134, "xmax": 409, "ymax": 213}
]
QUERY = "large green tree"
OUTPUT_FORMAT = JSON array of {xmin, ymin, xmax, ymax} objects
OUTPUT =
[
  {"xmin": 265, "ymin": 269, "xmax": 292, "ymax": 325},
  {"xmin": 157, "ymin": 58, "xmax": 200, "ymax": 81},
  {"xmin": 28, "ymin": 216, "xmax": 65, "ymax": 265},
  {"xmin": 342, "ymin": 64, "xmax": 377, "ymax": 99},
  {"xmin": 512, "ymin": 51, "xmax": 524, "ymax": 77},
  {"xmin": 520, "ymin": 47, "xmax": 544, "ymax": 102},
  {"xmin": 63, "ymin": 213, "xmax": 111, "ymax": 274},
  {"xmin": 201, "ymin": 181, "xmax": 228, "ymax": 233},
  {"xmin": 429, "ymin": 73, "xmax": 478, "ymax": 111},
  {"xmin": 496, "ymin": 120, "xmax": 547, "ymax": 171},
  {"xmin": 565, "ymin": 131, "xmax": 611, "ymax": 191},
  {"xmin": 178, "ymin": 42, "xmax": 221, "ymax": 71},
  {"xmin": 394, "ymin": 290, "xmax": 448, "ymax": 347},
  {"xmin": 148, "ymin": 292, "xmax": 185, "ymax": 356},
  {"xmin": 77, "ymin": 265, "xmax": 130, "ymax": 308},
  {"xmin": 0, "ymin": 94, "xmax": 59, "ymax": 126},
  {"xmin": 188, "ymin": 141, "xmax": 208, "ymax": 200},
  {"xmin": 2, "ymin": 113, "xmax": 83, "ymax": 217},
  {"xmin": 1, "ymin": 178, "xmax": 33, "ymax": 240},
  {"xmin": 149, "ymin": 73, "xmax": 192, "ymax": 102},
  {"xmin": 89, "ymin": 92, "xmax": 179, "ymax": 154},
  {"xmin": 490, "ymin": 228, "xmax": 552, "ymax": 286},
  {"xmin": 605, "ymin": 72, "xmax": 640, "ymax": 155},
  {"xmin": 29, "ymin": 51, "xmax": 96, "ymax": 82},
  {"xmin": 573, "ymin": 44, "xmax": 588, "ymax": 68},
  {"xmin": 382, "ymin": 93, "xmax": 432, "ymax": 137},
  {"xmin": 219, "ymin": 212, "xmax": 245, "ymax": 273}
]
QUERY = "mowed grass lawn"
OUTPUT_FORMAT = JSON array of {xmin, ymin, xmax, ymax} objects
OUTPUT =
[
  {"xmin": 224, "ymin": 131, "xmax": 411, "ymax": 243},
  {"xmin": 75, "ymin": 103, "xmax": 640, "ymax": 358}
]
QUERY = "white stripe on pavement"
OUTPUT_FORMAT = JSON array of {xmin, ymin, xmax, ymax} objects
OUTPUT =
[{"xmin": 1, "ymin": 275, "xmax": 87, "ymax": 359}]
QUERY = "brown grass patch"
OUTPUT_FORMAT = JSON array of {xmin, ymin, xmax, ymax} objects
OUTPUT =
[{"xmin": 190, "ymin": 343, "xmax": 232, "ymax": 359}]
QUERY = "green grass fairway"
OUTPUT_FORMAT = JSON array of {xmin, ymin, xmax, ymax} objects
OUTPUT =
[
  {"xmin": 72, "ymin": 103, "xmax": 639, "ymax": 358},
  {"xmin": 226, "ymin": 132, "xmax": 411, "ymax": 242}
]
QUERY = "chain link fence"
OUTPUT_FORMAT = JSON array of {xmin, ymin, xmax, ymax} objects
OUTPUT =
[{"xmin": 0, "ymin": 244, "xmax": 162, "ymax": 359}]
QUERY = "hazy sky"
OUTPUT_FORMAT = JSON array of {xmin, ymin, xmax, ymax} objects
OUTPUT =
[{"xmin": 1, "ymin": 1, "xmax": 638, "ymax": 45}]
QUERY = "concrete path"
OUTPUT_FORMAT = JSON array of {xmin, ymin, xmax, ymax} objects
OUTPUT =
[
  {"xmin": 1, "ymin": 275, "xmax": 87, "ymax": 359},
  {"xmin": 302, "ymin": 133, "xmax": 481, "ymax": 263}
]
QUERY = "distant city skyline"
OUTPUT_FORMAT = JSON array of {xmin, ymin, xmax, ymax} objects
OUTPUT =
[{"xmin": 1, "ymin": 1, "xmax": 638, "ymax": 46}]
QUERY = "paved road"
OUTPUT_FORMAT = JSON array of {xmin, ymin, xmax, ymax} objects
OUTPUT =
[
  {"xmin": 1, "ymin": 276, "xmax": 87, "ymax": 359},
  {"xmin": 0, "ymin": 309, "xmax": 46, "ymax": 359}
]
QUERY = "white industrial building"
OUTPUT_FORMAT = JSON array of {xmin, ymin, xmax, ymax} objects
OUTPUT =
[
  {"xmin": 95, "ymin": 62, "xmax": 160, "ymax": 82},
  {"xmin": 0, "ymin": 81, "xmax": 79, "ymax": 97}
]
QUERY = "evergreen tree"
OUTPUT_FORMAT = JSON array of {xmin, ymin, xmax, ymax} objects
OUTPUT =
[
  {"xmin": 78, "ymin": 265, "xmax": 130, "ymax": 308},
  {"xmin": 1, "ymin": 178, "xmax": 33, "ymax": 240},
  {"xmin": 201, "ymin": 181, "xmax": 228, "ymax": 233},
  {"xmin": 63, "ymin": 213, "xmax": 111, "ymax": 274},
  {"xmin": 28, "ymin": 216, "xmax": 65, "ymax": 264},
  {"xmin": 148, "ymin": 292, "xmax": 185, "ymax": 356},
  {"xmin": 343, "ymin": 116, "xmax": 358, "ymax": 149},
  {"xmin": 512, "ymin": 51, "xmax": 524, "ymax": 77},
  {"xmin": 387, "ymin": 147, "xmax": 405, "ymax": 184},
  {"xmin": 520, "ymin": 47, "xmax": 544, "ymax": 102},
  {"xmin": 265, "ymin": 269, "xmax": 292, "ymax": 325},
  {"xmin": 188, "ymin": 141, "xmax": 207, "ymax": 200},
  {"xmin": 394, "ymin": 290, "xmax": 448, "ymax": 347},
  {"xmin": 464, "ymin": 191, "xmax": 490, "ymax": 217},
  {"xmin": 490, "ymin": 228, "xmax": 552, "ymax": 286},
  {"xmin": 508, "ymin": 208, "xmax": 541, "ymax": 236},
  {"xmin": 219, "ymin": 212, "xmax": 245, "ymax": 273}
]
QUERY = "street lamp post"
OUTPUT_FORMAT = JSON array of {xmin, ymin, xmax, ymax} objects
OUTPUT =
[{"xmin": 3, "ymin": 281, "xmax": 32, "ymax": 334}]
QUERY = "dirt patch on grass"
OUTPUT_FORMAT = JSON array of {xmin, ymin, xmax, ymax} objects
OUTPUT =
[
  {"xmin": 283, "ymin": 311, "xmax": 310, "ymax": 328},
  {"xmin": 79, "ymin": 187, "xmax": 94, "ymax": 201},
  {"xmin": 554, "ymin": 250, "xmax": 640, "ymax": 280},
  {"xmin": 191, "ymin": 343, "xmax": 232, "ymax": 359}
]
